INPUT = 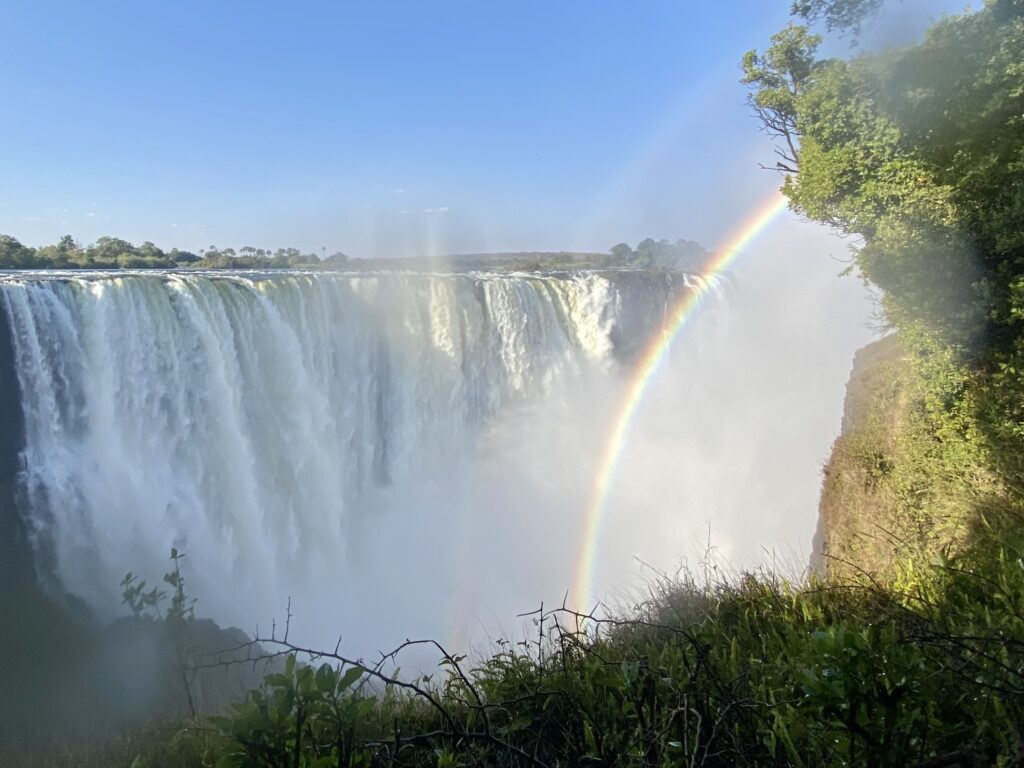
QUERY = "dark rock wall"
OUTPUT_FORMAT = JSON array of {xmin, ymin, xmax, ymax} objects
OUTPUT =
[{"xmin": 0, "ymin": 293, "xmax": 31, "ymax": 585}]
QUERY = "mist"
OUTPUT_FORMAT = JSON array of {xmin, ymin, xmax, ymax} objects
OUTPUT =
[
  {"xmin": 365, "ymin": 216, "xmax": 877, "ymax": 652},
  {"xmin": 180, "ymin": 221, "xmax": 875, "ymax": 655},
  {"xmin": 0, "ymin": 217, "xmax": 873, "ymax": 663}
]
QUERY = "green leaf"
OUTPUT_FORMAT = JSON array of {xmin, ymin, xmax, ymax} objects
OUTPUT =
[
  {"xmin": 507, "ymin": 714, "xmax": 533, "ymax": 732},
  {"xmin": 356, "ymin": 698, "xmax": 376, "ymax": 718},
  {"xmin": 265, "ymin": 673, "xmax": 290, "ymax": 689},
  {"xmin": 316, "ymin": 663, "xmax": 337, "ymax": 692},
  {"xmin": 339, "ymin": 665, "xmax": 364, "ymax": 690}
]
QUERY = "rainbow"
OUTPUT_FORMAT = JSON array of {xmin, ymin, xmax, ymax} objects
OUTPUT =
[{"xmin": 572, "ymin": 191, "xmax": 790, "ymax": 605}]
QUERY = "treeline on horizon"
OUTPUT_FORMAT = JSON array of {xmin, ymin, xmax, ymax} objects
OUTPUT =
[
  {"xmin": 0, "ymin": 232, "xmax": 710, "ymax": 272},
  {"xmin": 0, "ymin": 233, "xmax": 349, "ymax": 270}
]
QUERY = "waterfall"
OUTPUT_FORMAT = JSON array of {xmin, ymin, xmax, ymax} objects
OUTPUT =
[{"xmin": 0, "ymin": 269, "xmax": 713, "ymax": 646}]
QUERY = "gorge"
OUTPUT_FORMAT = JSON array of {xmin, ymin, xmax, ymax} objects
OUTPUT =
[
  {"xmin": 0, "ymin": 269, "xmax": 725, "ymax": 645},
  {"xmin": 0, "ymin": 260, "xmax": 867, "ymax": 654}
]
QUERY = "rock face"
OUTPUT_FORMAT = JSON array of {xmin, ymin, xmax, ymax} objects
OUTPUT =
[
  {"xmin": 810, "ymin": 336, "xmax": 907, "ymax": 577},
  {"xmin": 0, "ymin": 301, "xmax": 31, "ymax": 586},
  {"xmin": 93, "ymin": 616, "xmax": 275, "ymax": 723},
  {"xmin": 0, "ymin": 593, "xmax": 274, "ymax": 749}
]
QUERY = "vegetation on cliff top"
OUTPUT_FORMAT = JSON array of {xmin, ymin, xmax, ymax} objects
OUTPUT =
[
  {"xmin": 743, "ymin": 0, "xmax": 1024, "ymax": 573},
  {"xmin": 0, "ymin": 234, "xmax": 342, "ymax": 270},
  {"xmin": 0, "ymin": 234, "xmax": 707, "ymax": 273}
]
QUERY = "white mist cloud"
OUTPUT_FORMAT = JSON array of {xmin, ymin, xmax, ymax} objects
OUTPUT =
[
  {"xmin": 12, "ymin": 221, "xmax": 872, "ymax": 661},
  {"xmin": 292, "ymin": 219, "xmax": 871, "ymax": 654}
]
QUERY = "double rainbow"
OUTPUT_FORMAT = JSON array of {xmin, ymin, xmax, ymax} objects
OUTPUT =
[{"xmin": 572, "ymin": 192, "xmax": 790, "ymax": 605}]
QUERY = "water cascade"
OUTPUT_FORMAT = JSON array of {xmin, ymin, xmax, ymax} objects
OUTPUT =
[{"xmin": 0, "ymin": 269, "xmax": 717, "ymax": 648}]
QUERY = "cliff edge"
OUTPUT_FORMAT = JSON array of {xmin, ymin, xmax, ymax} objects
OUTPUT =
[{"xmin": 810, "ymin": 335, "xmax": 908, "ymax": 577}]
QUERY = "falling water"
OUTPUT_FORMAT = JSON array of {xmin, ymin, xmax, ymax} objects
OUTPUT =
[{"xmin": 0, "ymin": 269, "xmax": 717, "ymax": 648}]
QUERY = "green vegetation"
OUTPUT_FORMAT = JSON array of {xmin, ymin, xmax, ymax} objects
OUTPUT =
[
  {"xmin": 10, "ymin": 1, "xmax": 1024, "ymax": 765},
  {"xmin": 160, "ymin": 556, "xmax": 1007, "ymax": 765},
  {"xmin": 437, "ymin": 239, "xmax": 708, "ymax": 271},
  {"xmin": 0, "ymin": 233, "xmax": 710, "ymax": 273},
  {"xmin": 0, "ymin": 233, "xmax": 347, "ymax": 270},
  {"xmin": 606, "ymin": 239, "xmax": 709, "ymax": 270},
  {"xmin": 744, "ymin": 0, "xmax": 1024, "ymax": 571},
  {"xmin": 16, "ymin": 552, "xmax": 1024, "ymax": 767}
]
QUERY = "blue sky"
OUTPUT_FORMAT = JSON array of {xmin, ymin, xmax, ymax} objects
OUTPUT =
[{"xmin": 0, "ymin": 1, "xmax": 973, "ymax": 258}]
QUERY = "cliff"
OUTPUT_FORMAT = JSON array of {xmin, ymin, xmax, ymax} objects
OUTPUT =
[
  {"xmin": 811, "ymin": 336, "xmax": 907, "ymax": 577},
  {"xmin": 811, "ymin": 330, "xmax": 1007, "ymax": 581},
  {"xmin": 0, "ymin": 300, "xmax": 31, "ymax": 586}
]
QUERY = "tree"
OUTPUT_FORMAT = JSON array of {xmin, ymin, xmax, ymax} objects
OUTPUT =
[
  {"xmin": 88, "ymin": 236, "xmax": 138, "ymax": 264},
  {"xmin": 138, "ymin": 241, "xmax": 166, "ymax": 261},
  {"xmin": 0, "ymin": 235, "xmax": 36, "ymax": 268},
  {"xmin": 741, "ymin": 24, "xmax": 821, "ymax": 173},
  {"xmin": 791, "ymin": 0, "xmax": 884, "ymax": 35},
  {"xmin": 169, "ymin": 248, "xmax": 200, "ymax": 264},
  {"xmin": 57, "ymin": 234, "xmax": 79, "ymax": 255},
  {"xmin": 609, "ymin": 243, "xmax": 633, "ymax": 262},
  {"xmin": 745, "ymin": 0, "xmax": 1024, "ymax": 509},
  {"xmin": 634, "ymin": 238, "xmax": 658, "ymax": 267}
]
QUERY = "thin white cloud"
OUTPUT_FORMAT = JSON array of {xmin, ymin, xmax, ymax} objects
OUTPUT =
[
  {"xmin": 422, "ymin": 208, "xmax": 435, "ymax": 214},
  {"xmin": 395, "ymin": 189, "xmax": 405, "ymax": 195},
  {"xmin": 85, "ymin": 212, "xmax": 96, "ymax": 218},
  {"xmin": 438, "ymin": 206, "xmax": 449, "ymax": 213},
  {"xmin": 399, "ymin": 210, "xmax": 408, "ymax": 215}
]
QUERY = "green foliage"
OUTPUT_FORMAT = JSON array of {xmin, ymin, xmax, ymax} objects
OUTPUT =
[
  {"xmin": 606, "ymin": 238, "xmax": 708, "ymax": 270},
  {"xmin": 211, "ymin": 656, "xmax": 373, "ymax": 768},
  {"xmin": 742, "ymin": 24, "xmax": 822, "ymax": 172},
  {"xmin": 746, "ymin": 1, "xmax": 1024, "ymax": 351},
  {"xmin": 791, "ymin": 0, "xmax": 884, "ymax": 38},
  {"xmin": 0, "ymin": 233, "xmax": 334, "ymax": 270},
  {"xmin": 746, "ymin": 0, "xmax": 1024, "ymax": 537},
  {"xmin": 19, "ymin": 538, "xmax": 1024, "ymax": 767},
  {"xmin": 165, "ymin": 547, "xmax": 197, "ymax": 622},
  {"xmin": 120, "ymin": 548, "xmax": 198, "ymax": 622},
  {"xmin": 98, "ymin": 556, "xmax": 1021, "ymax": 767},
  {"xmin": 738, "ymin": 3, "xmax": 1024, "ymax": 759},
  {"xmin": 0, "ymin": 234, "xmax": 40, "ymax": 267},
  {"xmin": 120, "ymin": 572, "xmax": 166, "ymax": 620},
  {"xmin": 7, "ymin": 724, "xmax": 227, "ymax": 768}
]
